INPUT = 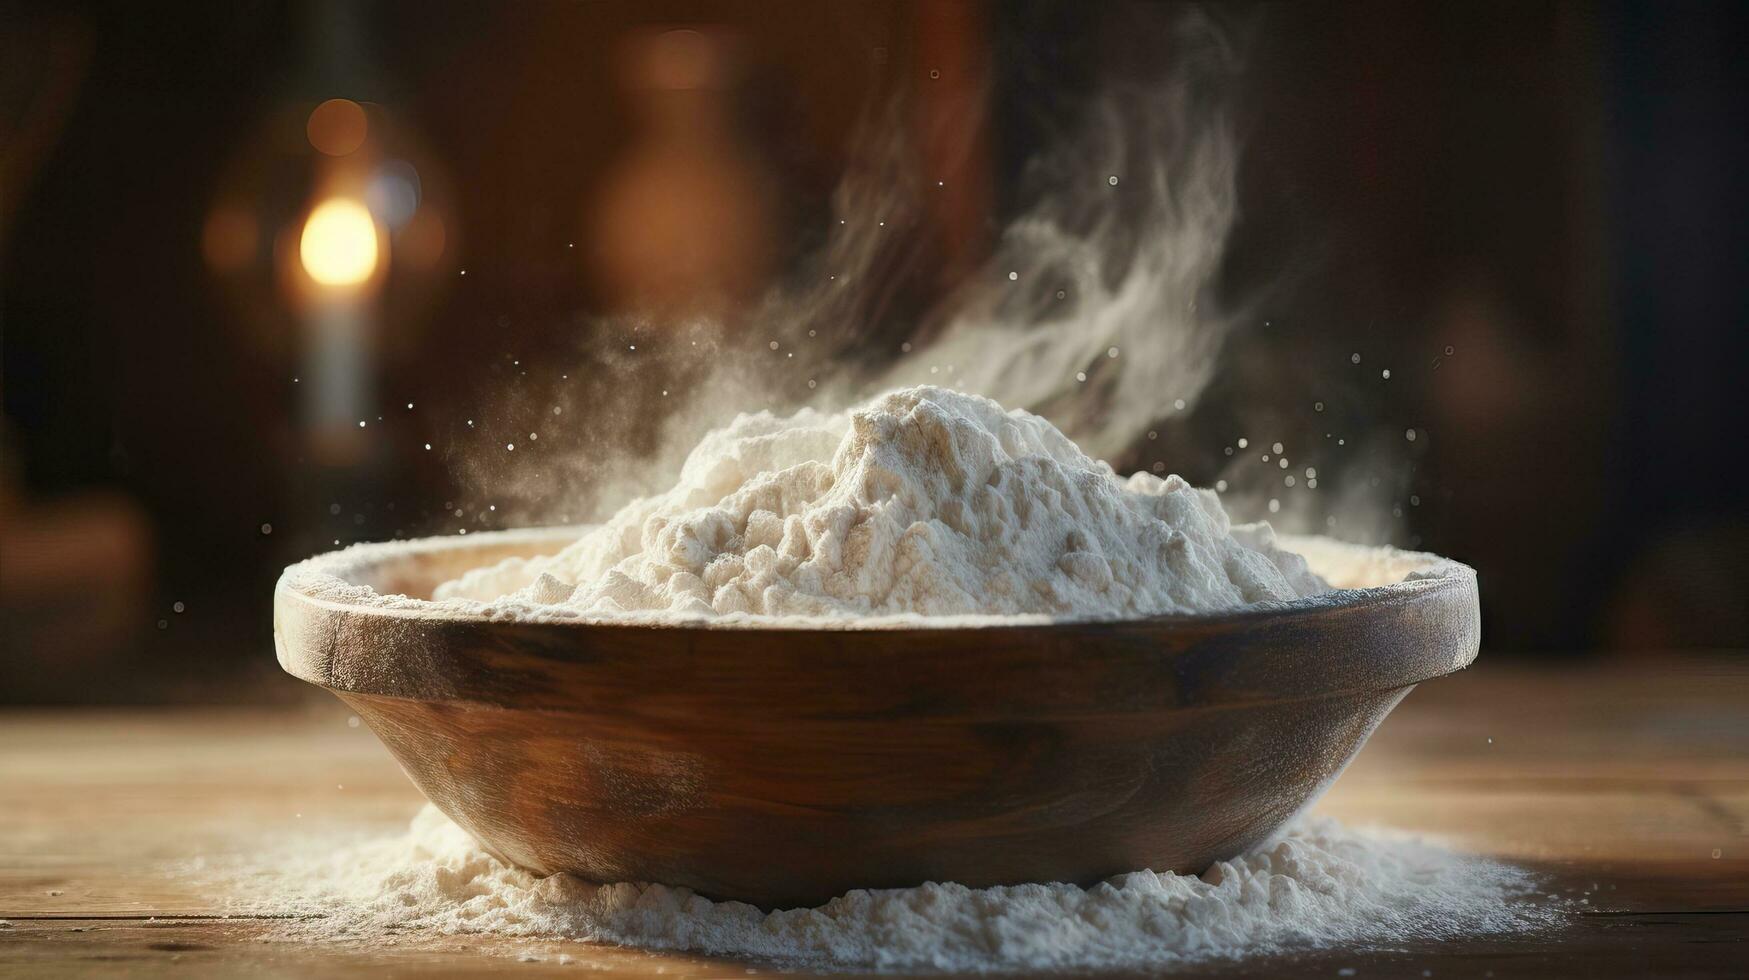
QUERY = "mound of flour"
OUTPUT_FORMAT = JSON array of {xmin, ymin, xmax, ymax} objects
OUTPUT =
[
  {"xmin": 437, "ymin": 386, "xmax": 1327, "ymax": 620},
  {"xmin": 230, "ymin": 805, "xmax": 1552, "ymax": 971}
]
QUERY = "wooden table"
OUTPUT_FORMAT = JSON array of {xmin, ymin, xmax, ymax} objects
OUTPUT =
[{"xmin": 2, "ymin": 654, "xmax": 1745, "ymax": 977}]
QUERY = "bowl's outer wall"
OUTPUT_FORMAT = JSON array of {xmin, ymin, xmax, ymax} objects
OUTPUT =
[
  {"xmin": 337, "ymin": 683, "xmax": 1412, "ymax": 910},
  {"xmin": 273, "ymin": 532, "xmax": 1479, "ymax": 909}
]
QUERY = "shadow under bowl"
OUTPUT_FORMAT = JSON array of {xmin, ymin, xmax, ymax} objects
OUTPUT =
[{"xmin": 275, "ymin": 529, "xmax": 1478, "ymax": 909}]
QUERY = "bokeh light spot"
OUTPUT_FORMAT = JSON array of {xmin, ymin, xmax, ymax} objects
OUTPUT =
[
  {"xmin": 367, "ymin": 160, "xmax": 421, "ymax": 228},
  {"xmin": 300, "ymin": 198, "xmax": 380, "ymax": 286},
  {"xmin": 307, "ymin": 99, "xmax": 368, "ymax": 156}
]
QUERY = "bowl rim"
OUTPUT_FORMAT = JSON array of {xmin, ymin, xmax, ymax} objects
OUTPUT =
[
  {"xmin": 275, "ymin": 529, "xmax": 1481, "ymax": 709},
  {"xmin": 275, "ymin": 526, "xmax": 1476, "ymax": 634}
]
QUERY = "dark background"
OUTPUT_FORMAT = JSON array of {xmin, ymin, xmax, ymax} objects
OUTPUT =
[{"xmin": 3, "ymin": 1, "xmax": 1745, "ymax": 701}]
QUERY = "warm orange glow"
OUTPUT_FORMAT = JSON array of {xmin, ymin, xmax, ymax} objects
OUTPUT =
[
  {"xmin": 400, "ymin": 209, "xmax": 447, "ymax": 268},
  {"xmin": 307, "ymin": 99, "xmax": 368, "ymax": 156},
  {"xmin": 202, "ymin": 207, "xmax": 257, "ymax": 272},
  {"xmin": 299, "ymin": 198, "xmax": 379, "ymax": 287}
]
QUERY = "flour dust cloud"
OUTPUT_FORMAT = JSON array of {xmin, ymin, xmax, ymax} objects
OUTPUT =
[{"xmin": 440, "ymin": 9, "xmax": 1372, "ymax": 536}]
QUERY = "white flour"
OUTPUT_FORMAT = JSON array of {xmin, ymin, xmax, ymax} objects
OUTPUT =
[
  {"xmin": 229, "ymin": 805, "xmax": 1552, "ymax": 971},
  {"xmin": 434, "ymin": 386, "xmax": 1328, "ymax": 621}
]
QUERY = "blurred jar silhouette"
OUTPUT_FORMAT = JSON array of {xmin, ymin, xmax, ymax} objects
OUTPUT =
[{"xmin": 589, "ymin": 28, "xmax": 776, "ymax": 318}]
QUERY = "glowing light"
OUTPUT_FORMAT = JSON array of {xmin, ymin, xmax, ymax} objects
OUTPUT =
[{"xmin": 300, "ymin": 199, "xmax": 380, "ymax": 287}]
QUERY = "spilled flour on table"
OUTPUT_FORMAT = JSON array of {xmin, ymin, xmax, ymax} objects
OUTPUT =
[{"xmin": 217, "ymin": 805, "xmax": 1555, "ymax": 972}]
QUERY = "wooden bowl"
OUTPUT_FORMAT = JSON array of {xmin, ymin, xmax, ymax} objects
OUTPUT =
[{"xmin": 275, "ymin": 529, "xmax": 1478, "ymax": 909}]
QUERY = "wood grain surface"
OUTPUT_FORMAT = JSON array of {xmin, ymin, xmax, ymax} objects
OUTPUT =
[{"xmin": 2, "ymin": 655, "xmax": 1746, "ymax": 977}]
